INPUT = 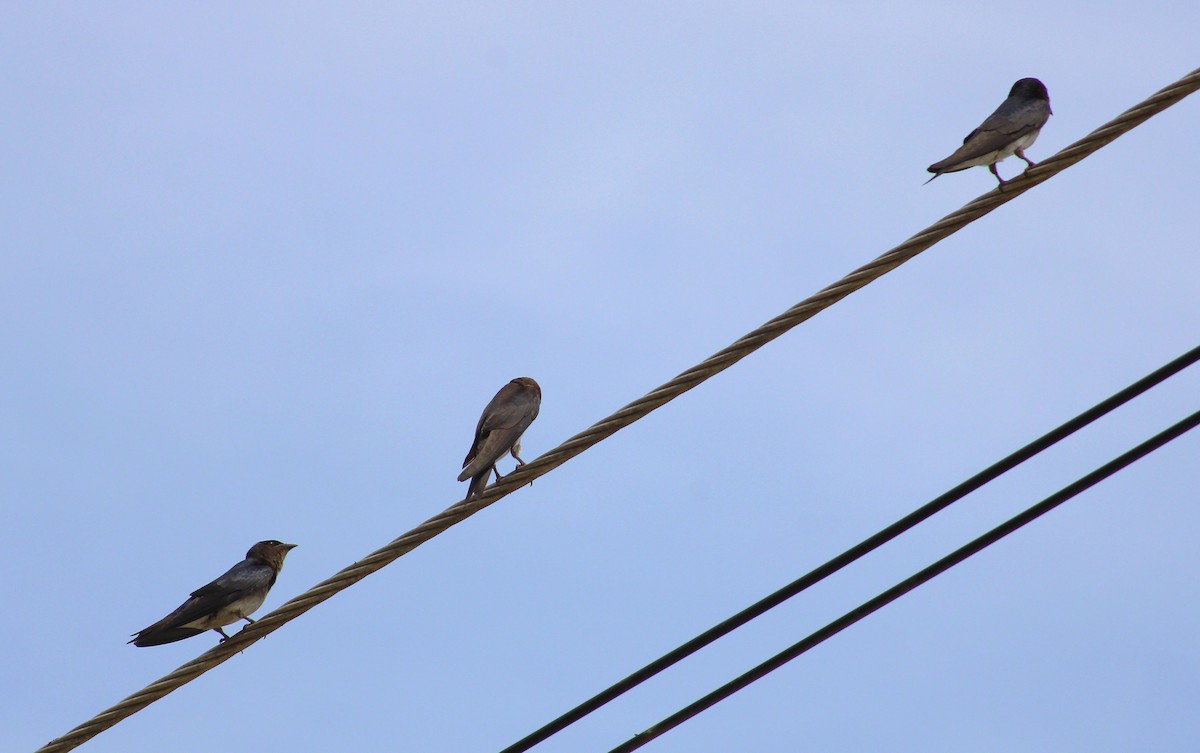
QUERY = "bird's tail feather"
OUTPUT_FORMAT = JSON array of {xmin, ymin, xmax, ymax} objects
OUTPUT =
[
  {"xmin": 466, "ymin": 468, "xmax": 492, "ymax": 499},
  {"xmin": 129, "ymin": 626, "xmax": 207, "ymax": 647}
]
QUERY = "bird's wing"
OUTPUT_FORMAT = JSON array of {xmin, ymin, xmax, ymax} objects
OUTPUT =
[
  {"xmin": 479, "ymin": 385, "xmax": 539, "ymax": 433},
  {"xmin": 190, "ymin": 560, "xmax": 274, "ymax": 601},
  {"xmin": 143, "ymin": 561, "xmax": 272, "ymax": 632},
  {"xmin": 934, "ymin": 99, "xmax": 1050, "ymax": 169},
  {"xmin": 978, "ymin": 97, "xmax": 1050, "ymax": 138},
  {"xmin": 462, "ymin": 412, "xmax": 490, "ymax": 468},
  {"xmin": 459, "ymin": 384, "xmax": 539, "ymax": 479}
]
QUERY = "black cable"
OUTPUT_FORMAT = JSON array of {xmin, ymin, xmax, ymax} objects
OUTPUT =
[
  {"xmin": 498, "ymin": 345, "xmax": 1200, "ymax": 753},
  {"xmin": 604, "ymin": 407, "xmax": 1200, "ymax": 752}
]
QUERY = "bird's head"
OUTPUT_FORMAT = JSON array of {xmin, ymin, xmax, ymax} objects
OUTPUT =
[
  {"xmin": 1010, "ymin": 77, "xmax": 1050, "ymax": 106},
  {"xmin": 511, "ymin": 376, "xmax": 541, "ymax": 398},
  {"xmin": 247, "ymin": 540, "xmax": 298, "ymax": 571}
]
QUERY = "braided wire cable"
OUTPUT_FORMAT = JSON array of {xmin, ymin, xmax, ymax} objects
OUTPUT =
[{"xmin": 36, "ymin": 66, "xmax": 1200, "ymax": 753}]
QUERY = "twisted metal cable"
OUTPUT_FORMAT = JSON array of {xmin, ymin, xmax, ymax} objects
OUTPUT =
[{"xmin": 36, "ymin": 66, "xmax": 1200, "ymax": 753}]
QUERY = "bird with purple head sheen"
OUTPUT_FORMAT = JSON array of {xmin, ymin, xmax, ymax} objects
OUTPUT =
[
  {"xmin": 129, "ymin": 540, "xmax": 297, "ymax": 647},
  {"xmin": 459, "ymin": 377, "xmax": 542, "ymax": 500},
  {"xmin": 926, "ymin": 77, "xmax": 1052, "ymax": 188}
]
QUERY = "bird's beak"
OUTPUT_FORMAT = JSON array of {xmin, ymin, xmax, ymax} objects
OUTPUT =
[{"xmin": 283, "ymin": 543, "xmax": 299, "ymax": 550}]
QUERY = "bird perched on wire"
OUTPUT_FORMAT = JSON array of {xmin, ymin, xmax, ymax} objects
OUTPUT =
[
  {"xmin": 926, "ymin": 77, "xmax": 1052, "ymax": 187},
  {"xmin": 129, "ymin": 540, "xmax": 297, "ymax": 647},
  {"xmin": 459, "ymin": 377, "xmax": 541, "ymax": 499}
]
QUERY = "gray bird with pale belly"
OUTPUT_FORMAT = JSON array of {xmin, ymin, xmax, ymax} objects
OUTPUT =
[
  {"xmin": 927, "ymin": 77, "xmax": 1052, "ymax": 187},
  {"xmin": 129, "ymin": 540, "xmax": 297, "ymax": 647},
  {"xmin": 459, "ymin": 377, "xmax": 541, "ymax": 500}
]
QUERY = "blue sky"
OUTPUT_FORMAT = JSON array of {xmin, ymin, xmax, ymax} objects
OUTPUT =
[{"xmin": 4, "ymin": 4, "xmax": 1199, "ymax": 752}]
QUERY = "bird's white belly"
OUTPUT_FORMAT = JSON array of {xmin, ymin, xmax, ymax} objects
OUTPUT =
[
  {"xmin": 959, "ymin": 128, "xmax": 1041, "ymax": 169},
  {"xmin": 182, "ymin": 592, "xmax": 268, "ymax": 630},
  {"xmin": 989, "ymin": 129, "xmax": 1040, "ymax": 166}
]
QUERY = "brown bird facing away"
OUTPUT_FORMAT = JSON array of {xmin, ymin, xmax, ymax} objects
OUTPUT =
[
  {"xmin": 459, "ymin": 377, "xmax": 542, "ymax": 499},
  {"xmin": 130, "ymin": 540, "xmax": 297, "ymax": 647},
  {"xmin": 927, "ymin": 77, "xmax": 1052, "ymax": 187}
]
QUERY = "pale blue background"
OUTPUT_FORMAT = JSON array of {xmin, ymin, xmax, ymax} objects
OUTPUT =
[{"xmin": 4, "ymin": 4, "xmax": 1199, "ymax": 752}]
